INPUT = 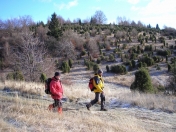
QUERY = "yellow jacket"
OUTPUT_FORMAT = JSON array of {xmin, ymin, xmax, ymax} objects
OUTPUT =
[{"xmin": 92, "ymin": 74, "xmax": 104, "ymax": 93}]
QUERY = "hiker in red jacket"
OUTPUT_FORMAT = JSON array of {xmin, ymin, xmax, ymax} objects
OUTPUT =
[{"xmin": 48, "ymin": 72, "xmax": 63, "ymax": 114}]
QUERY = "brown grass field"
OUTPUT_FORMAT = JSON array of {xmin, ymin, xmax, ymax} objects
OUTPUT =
[{"xmin": 0, "ymin": 78, "xmax": 176, "ymax": 132}]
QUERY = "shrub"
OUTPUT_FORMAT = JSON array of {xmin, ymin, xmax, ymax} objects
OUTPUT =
[
  {"xmin": 68, "ymin": 59, "xmax": 73, "ymax": 68},
  {"xmin": 168, "ymin": 63, "xmax": 172, "ymax": 71},
  {"xmin": 156, "ymin": 65, "xmax": 161, "ymax": 70},
  {"xmin": 131, "ymin": 60, "xmax": 136, "ymax": 68},
  {"xmin": 81, "ymin": 50, "xmax": 86, "ymax": 56},
  {"xmin": 109, "ymin": 54, "xmax": 115, "ymax": 62},
  {"xmin": 106, "ymin": 65, "xmax": 110, "ymax": 72},
  {"xmin": 139, "ymin": 56, "xmax": 154, "ymax": 67},
  {"xmin": 93, "ymin": 63, "xmax": 99, "ymax": 73},
  {"xmin": 6, "ymin": 71, "xmax": 24, "ymax": 81},
  {"xmin": 130, "ymin": 68, "xmax": 154, "ymax": 93},
  {"xmin": 153, "ymin": 56, "xmax": 162, "ymax": 63},
  {"xmin": 61, "ymin": 61, "xmax": 70, "ymax": 73},
  {"xmin": 110, "ymin": 65, "xmax": 127, "ymax": 74},
  {"xmin": 97, "ymin": 58, "xmax": 101, "ymax": 64},
  {"xmin": 157, "ymin": 49, "xmax": 171, "ymax": 56},
  {"xmin": 122, "ymin": 44, "xmax": 127, "ymax": 49},
  {"xmin": 40, "ymin": 73, "xmax": 47, "ymax": 83},
  {"xmin": 130, "ymin": 53, "xmax": 138, "ymax": 60},
  {"xmin": 144, "ymin": 45, "xmax": 152, "ymax": 51}
]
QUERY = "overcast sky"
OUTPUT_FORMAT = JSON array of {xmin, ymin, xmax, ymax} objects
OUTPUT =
[{"xmin": 0, "ymin": 0, "xmax": 176, "ymax": 29}]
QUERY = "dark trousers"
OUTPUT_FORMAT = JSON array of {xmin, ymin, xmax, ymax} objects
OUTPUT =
[
  {"xmin": 53, "ymin": 99, "xmax": 62, "ymax": 108},
  {"xmin": 91, "ymin": 92, "xmax": 105, "ymax": 109}
]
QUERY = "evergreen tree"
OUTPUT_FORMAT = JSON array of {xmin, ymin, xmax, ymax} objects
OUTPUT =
[
  {"xmin": 40, "ymin": 73, "xmax": 47, "ymax": 83},
  {"xmin": 156, "ymin": 24, "xmax": 160, "ymax": 30},
  {"xmin": 68, "ymin": 59, "xmax": 73, "ymax": 68},
  {"xmin": 106, "ymin": 65, "xmax": 110, "ymax": 72},
  {"xmin": 130, "ymin": 68, "xmax": 154, "ymax": 93},
  {"xmin": 61, "ymin": 61, "xmax": 70, "ymax": 73},
  {"xmin": 47, "ymin": 12, "xmax": 62, "ymax": 40}
]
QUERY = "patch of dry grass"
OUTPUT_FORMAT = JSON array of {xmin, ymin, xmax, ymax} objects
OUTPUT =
[
  {"xmin": 0, "ymin": 92, "xmax": 147, "ymax": 132},
  {"xmin": 1, "ymin": 80, "xmax": 176, "ymax": 113},
  {"xmin": 0, "ymin": 80, "xmax": 176, "ymax": 131}
]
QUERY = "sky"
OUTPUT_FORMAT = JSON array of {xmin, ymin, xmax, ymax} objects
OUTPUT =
[{"xmin": 0, "ymin": 0, "xmax": 176, "ymax": 29}]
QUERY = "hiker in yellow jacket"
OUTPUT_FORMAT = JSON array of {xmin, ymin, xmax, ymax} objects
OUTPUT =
[{"xmin": 86, "ymin": 69, "xmax": 107, "ymax": 111}]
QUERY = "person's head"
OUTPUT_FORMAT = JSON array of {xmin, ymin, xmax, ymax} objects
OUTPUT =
[
  {"xmin": 54, "ymin": 72, "xmax": 60, "ymax": 80},
  {"xmin": 97, "ymin": 69, "xmax": 103, "ymax": 76}
]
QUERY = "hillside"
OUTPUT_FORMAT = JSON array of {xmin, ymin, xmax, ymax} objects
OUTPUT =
[{"xmin": 1, "ymin": 65, "xmax": 176, "ymax": 132}]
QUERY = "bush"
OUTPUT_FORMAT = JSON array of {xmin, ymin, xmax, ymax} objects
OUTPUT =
[
  {"xmin": 110, "ymin": 65, "xmax": 127, "ymax": 74},
  {"xmin": 97, "ymin": 58, "xmax": 101, "ymax": 64},
  {"xmin": 131, "ymin": 60, "xmax": 136, "ymax": 68},
  {"xmin": 130, "ymin": 68, "xmax": 154, "ymax": 93},
  {"xmin": 106, "ymin": 65, "xmax": 110, "ymax": 72},
  {"xmin": 81, "ymin": 50, "xmax": 86, "ymax": 56},
  {"xmin": 93, "ymin": 63, "xmax": 99, "ymax": 73},
  {"xmin": 40, "ymin": 73, "xmax": 47, "ymax": 83},
  {"xmin": 6, "ymin": 71, "xmax": 24, "ymax": 81},
  {"xmin": 153, "ymin": 56, "xmax": 162, "ymax": 63},
  {"xmin": 68, "ymin": 59, "xmax": 73, "ymax": 68},
  {"xmin": 144, "ymin": 45, "xmax": 152, "ymax": 51},
  {"xmin": 109, "ymin": 54, "xmax": 115, "ymax": 62},
  {"xmin": 61, "ymin": 61, "xmax": 70, "ymax": 73},
  {"xmin": 168, "ymin": 63, "xmax": 172, "ymax": 72},
  {"xmin": 122, "ymin": 44, "xmax": 127, "ymax": 49},
  {"xmin": 139, "ymin": 56, "xmax": 154, "ymax": 67},
  {"xmin": 156, "ymin": 65, "xmax": 161, "ymax": 70},
  {"xmin": 157, "ymin": 49, "xmax": 171, "ymax": 56}
]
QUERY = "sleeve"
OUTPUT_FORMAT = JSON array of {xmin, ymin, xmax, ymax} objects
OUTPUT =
[{"xmin": 93, "ymin": 76, "xmax": 103, "ymax": 92}]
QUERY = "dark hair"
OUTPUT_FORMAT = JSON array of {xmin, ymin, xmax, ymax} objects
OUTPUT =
[
  {"xmin": 54, "ymin": 72, "xmax": 60, "ymax": 76},
  {"xmin": 98, "ymin": 69, "xmax": 103, "ymax": 74}
]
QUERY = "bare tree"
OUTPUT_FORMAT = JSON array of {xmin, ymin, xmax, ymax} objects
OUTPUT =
[
  {"xmin": 57, "ymin": 15, "xmax": 65, "ymax": 25},
  {"xmin": 130, "ymin": 28, "xmax": 138, "ymax": 39},
  {"xmin": 137, "ymin": 21, "xmax": 144, "ymax": 27},
  {"xmin": 12, "ymin": 31, "xmax": 49, "ymax": 81},
  {"xmin": 87, "ymin": 39, "xmax": 99, "ymax": 57},
  {"xmin": 36, "ymin": 25, "xmax": 48, "ymax": 41},
  {"xmin": 62, "ymin": 30, "xmax": 84, "ymax": 52},
  {"xmin": 93, "ymin": 10, "xmax": 107, "ymax": 24},
  {"xmin": 56, "ymin": 39, "xmax": 76, "ymax": 60},
  {"xmin": 117, "ymin": 16, "xmax": 130, "ymax": 26}
]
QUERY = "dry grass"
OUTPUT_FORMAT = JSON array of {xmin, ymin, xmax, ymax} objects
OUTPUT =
[
  {"xmin": 0, "ymin": 91, "xmax": 147, "ymax": 132},
  {"xmin": 1, "ymin": 80, "xmax": 176, "ymax": 112},
  {"xmin": 0, "ymin": 80, "xmax": 176, "ymax": 131}
]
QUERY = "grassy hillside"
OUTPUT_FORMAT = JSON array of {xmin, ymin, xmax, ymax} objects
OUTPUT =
[{"xmin": 0, "ymin": 77, "xmax": 176, "ymax": 132}]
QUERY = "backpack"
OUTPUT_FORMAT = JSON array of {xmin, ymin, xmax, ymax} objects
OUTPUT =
[
  {"xmin": 88, "ymin": 77, "xmax": 95, "ymax": 91},
  {"xmin": 45, "ymin": 78, "xmax": 52, "ymax": 94}
]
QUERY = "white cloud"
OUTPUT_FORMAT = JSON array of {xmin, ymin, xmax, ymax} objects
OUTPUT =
[
  {"xmin": 54, "ymin": 0, "xmax": 78, "ymax": 10},
  {"xmin": 131, "ymin": 0, "xmax": 176, "ymax": 28},
  {"xmin": 140, "ymin": 14, "xmax": 176, "ymax": 28},
  {"xmin": 131, "ymin": 0, "xmax": 176, "ymax": 16}
]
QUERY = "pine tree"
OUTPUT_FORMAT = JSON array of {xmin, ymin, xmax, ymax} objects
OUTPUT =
[
  {"xmin": 47, "ymin": 12, "xmax": 62, "ymax": 40},
  {"xmin": 68, "ymin": 59, "xmax": 73, "ymax": 68},
  {"xmin": 40, "ymin": 73, "xmax": 47, "ymax": 83},
  {"xmin": 130, "ymin": 68, "xmax": 154, "ymax": 93},
  {"xmin": 156, "ymin": 24, "xmax": 160, "ymax": 30}
]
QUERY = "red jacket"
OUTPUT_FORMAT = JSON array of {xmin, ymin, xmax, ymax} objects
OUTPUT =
[{"xmin": 50, "ymin": 77, "xmax": 63, "ymax": 99}]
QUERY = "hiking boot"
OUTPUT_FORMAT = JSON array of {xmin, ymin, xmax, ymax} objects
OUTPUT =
[
  {"xmin": 100, "ymin": 108, "xmax": 107, "ymax": 111},
  {"xmin": 48, "ymin": 104, "xmax": 53, "ymax": 111},
  {"xmin": 58, "ymin": 107, "xmax": 62, "ymax": 114},
  {"xmin": 86, "ymin": 103, "xmax": 91, "ymax": 111}
]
